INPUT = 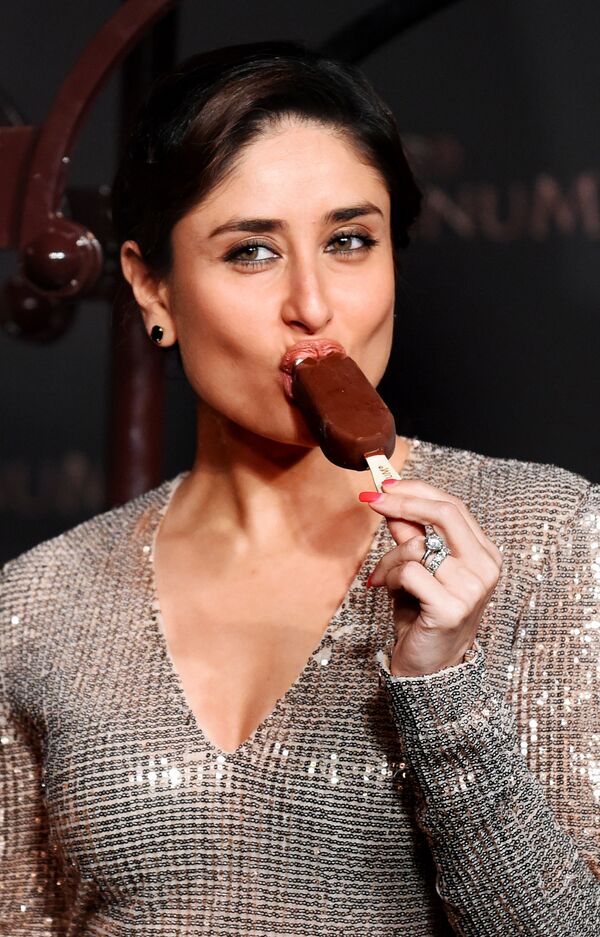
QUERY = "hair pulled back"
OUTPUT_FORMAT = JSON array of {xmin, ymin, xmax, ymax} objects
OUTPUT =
[{"xmin": 111, "ymin": 40, "xmax": 422, "ymax": 276}]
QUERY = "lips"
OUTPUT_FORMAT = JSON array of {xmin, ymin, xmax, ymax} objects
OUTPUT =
[
  {"xmin": 279, "ymin": 339, "xmax": 347, "ymax": 403},
  {"xmin": 279, "ymin": 339, "xmax": 346, "ymax": 376}
]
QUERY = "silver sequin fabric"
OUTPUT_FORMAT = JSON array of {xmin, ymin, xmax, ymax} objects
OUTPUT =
[{"xmin": 1, "ymin": 437, "xmax": 599, "ymax": 935}]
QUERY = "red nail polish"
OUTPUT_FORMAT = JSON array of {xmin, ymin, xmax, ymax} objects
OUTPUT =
[
  {"xmin": 381, "ymin": 478, "xmax": 398, "ymax": 489},
  {"xmin": 366, "ymin": 573, "xmax": 373, "ymax": 588},
  {"xmin": 358, "ymin": 491, "xmax": 383, "ymax": 503}
]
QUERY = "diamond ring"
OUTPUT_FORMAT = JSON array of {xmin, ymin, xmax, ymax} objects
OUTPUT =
[{"xmin": 421, "ymin": 524, "xmax": 451, "ymax": 576}]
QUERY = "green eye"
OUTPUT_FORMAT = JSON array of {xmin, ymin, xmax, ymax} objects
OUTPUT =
[
  {"xmin": 329, "ymin": 231, "xmax": 379, "ymax": 255},
  {"xmin": 233, "ymin": 244, "xmax": 277, "ymax": 263}
]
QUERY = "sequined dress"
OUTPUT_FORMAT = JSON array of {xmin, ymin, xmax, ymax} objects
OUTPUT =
[{"xmin": 1, "ymin": 438, "xmax": 599, "ymax": 935}]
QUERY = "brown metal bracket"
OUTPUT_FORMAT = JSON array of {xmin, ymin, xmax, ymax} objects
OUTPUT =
[{"xmin": 1, "ymin": 0, "xmax": 176, "ymax": 339}]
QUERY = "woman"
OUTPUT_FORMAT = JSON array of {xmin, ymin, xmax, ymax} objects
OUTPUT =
[{"xmin": 1, "ymin": 40, "xmax": 598, "ymax": 935}]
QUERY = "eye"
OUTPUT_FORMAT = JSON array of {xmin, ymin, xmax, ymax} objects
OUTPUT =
[
  {"xmin": 325, "ymin": 231, "xmax": 378, "ymax": 255},
  {"xmin": 223, "ymin": 230, "xmax": 379, "ymax": 270},
  {"xmin": 224, "ymin": 240, "xmax": 279, "ymax": 267}
]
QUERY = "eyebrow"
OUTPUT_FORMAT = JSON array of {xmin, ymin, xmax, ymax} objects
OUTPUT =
[{"xmin": 208, "ymin": 202, "xmax": 384, "ymax": 238}]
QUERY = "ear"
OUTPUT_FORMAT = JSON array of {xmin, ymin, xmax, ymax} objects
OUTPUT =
[{"xmin": 119, "ymin": 241, "xmax": 177, "ymax": 345}]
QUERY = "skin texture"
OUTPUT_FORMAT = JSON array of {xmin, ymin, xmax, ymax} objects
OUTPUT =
[{"xmin": 120, "ymin": 118, "xmax": 500, "ymax": 749}]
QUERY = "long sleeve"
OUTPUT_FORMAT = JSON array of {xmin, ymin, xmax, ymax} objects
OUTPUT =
[
  {"xmin": 0, "ymin": 690, "xmax": 66, "ymax": 933},
  {"xmin": 377, "ymin": 481, "xmax": 600, "ymax": 936},
  {"xmin": 0, "ymin": 560, "xmax": 75, "ymax": 935}
]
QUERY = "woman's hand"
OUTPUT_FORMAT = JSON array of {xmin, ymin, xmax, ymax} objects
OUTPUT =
[{"xmin": 360, "ymin": 479, "xmax": 502, "ymax": 677}]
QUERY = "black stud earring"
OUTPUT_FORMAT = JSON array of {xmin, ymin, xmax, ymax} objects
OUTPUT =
[{"xmin": 150, "ymin": 325, "xmax": 164, "ymax": 345}]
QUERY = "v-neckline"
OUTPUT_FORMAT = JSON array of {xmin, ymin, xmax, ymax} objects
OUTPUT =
[{"xmin": 145, "ymin": 438, "xmax": 420, "ymax": 759}]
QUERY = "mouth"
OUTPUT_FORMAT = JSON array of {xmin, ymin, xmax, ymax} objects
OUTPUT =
[{"xmin": 279, "ymin": 338, "xmax": 347, "ymax": 402}]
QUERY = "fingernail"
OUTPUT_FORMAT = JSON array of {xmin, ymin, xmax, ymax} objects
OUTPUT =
[
  {"xmin": 366, "ymin": 572, "xmax": 374, "ymax": 588},
  {"xmin": 358, "ymin": 491, "xmax": 384, "ymax": 503},
  {"xmin": 381, "ymin": 478, "xmax": 398, "ymax": 489}
]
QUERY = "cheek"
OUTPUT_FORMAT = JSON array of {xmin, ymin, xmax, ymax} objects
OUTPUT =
[
  {"xmin": 167, "ymin": 274, "xmax": 279, "ymax": 410},
  {"xmin": 353, "ymin": 264, "xmax": 395, "ymax": 383},
  {"xmin": 170, "ymin": 274, "xmax": 255, "ymax": 367},
  {"xmin": 363, "ymin": 312, "xmax": 394, "ymax": 387}
]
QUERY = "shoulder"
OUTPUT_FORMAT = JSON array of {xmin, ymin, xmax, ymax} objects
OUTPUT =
[
  {"xmin": 408, "ymin": 437, "xmax": 596, "ymax": 581},
  {"xmin": 1, "ymin": 475, "xmax": 176, "ymax": 580},
  {"xmin": 0, "ymin": 474, "xmax": 181, "ymax": 652},
  {"xmin": 411, "ymin": 436, "xmax": 594, "ymax": 528}
]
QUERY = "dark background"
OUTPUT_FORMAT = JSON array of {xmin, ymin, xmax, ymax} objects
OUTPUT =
[{"xmin": 1, "ymin": 0, "xmax": 599, "ymax": 564}]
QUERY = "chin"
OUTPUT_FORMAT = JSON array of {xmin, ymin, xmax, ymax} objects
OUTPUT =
[
  {"xmin": 262, "ymin": 414, "xmax": 318, "ymax": 453},
  {"xmin": 221, "ymin": 404, "xmax": 317, "ymax": 456}
]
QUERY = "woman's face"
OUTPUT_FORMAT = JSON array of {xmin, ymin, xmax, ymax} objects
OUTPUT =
[{"xmin": 158, "ymin": 118, "xmax": 396, "ymax": 451}]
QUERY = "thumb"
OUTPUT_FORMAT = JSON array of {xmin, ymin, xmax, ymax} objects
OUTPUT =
[{"xmin": 386, "ymin": 517, "xmax": 423, "ymax": 546}]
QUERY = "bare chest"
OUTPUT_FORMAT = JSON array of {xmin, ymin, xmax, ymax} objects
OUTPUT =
[{"xmin": 155, "ymin": 554, "xmax": 365, "ymax": 754}]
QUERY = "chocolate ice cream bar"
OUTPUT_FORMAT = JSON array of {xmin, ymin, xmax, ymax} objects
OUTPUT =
[{"xmin": 291, "ymin": 352, "xmax": 396, "ymax": 471}]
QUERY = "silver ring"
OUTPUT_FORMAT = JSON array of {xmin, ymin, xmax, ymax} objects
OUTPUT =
[{"xmin": 421, "ymin": 525, "xmax": 451, "ymax": 576}]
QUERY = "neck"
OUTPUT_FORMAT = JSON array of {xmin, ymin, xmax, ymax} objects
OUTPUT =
[{"xmin": 165, "ymin": 403, "xmax": 410, "ymax": 552}]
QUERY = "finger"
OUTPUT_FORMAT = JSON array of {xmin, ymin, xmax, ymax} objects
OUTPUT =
[
  {"xmin": 370, "ymin": 549, "xmax": 478, "ymax": 598},
  {"xmin": 381, "ymin": 479, "xmax": 501, "ymax": 565},
  {"xmin": 370, "ymin": 538, "xmax": 454, "ymax": 583},
  {"xmin": 364, "ymin": 491, "xmax": 481, "ymax": 562},
  {"xmin": 382, "ymin": 561, "xmax": 482, "ymax": 641},
  {"xmin": 363, "ymin": 487, "xmax": 501, "ymax": 581},
  {"xmin": 369, "ymin": 535, "xmax": 425, "ymax": 584},
  {"xmin": 385, "ymin": 517, "xmax": 424, "ymax": 547},
  {"xmin": 380, "ymin": 559, "xmax": 462, "ymax": 620}
]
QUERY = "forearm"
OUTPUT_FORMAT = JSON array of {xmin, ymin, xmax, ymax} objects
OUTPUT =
[{"xmin": 378, "ymin": 643, "xmax": 600, "ymax": 936}]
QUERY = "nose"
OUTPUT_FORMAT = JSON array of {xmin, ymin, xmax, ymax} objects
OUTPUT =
[{"xmin": 279, "ymin": 252, "xmax": 333, "ymax": 334}]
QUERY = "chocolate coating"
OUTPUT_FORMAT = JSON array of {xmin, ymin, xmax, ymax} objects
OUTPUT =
[{"xmin": 291, "ymin": 353, "xmax": 396, "ymax": 470}]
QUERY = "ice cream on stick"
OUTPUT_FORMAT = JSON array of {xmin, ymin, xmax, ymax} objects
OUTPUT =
[{"xmin": 291, "ymin": 351, "xmax": 399, "ymax": 486}]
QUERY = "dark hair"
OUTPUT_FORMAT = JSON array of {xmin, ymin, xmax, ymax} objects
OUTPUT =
[{"xmin": 111, "ymin": 40, "xmax": 422, "ymax": 276}]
